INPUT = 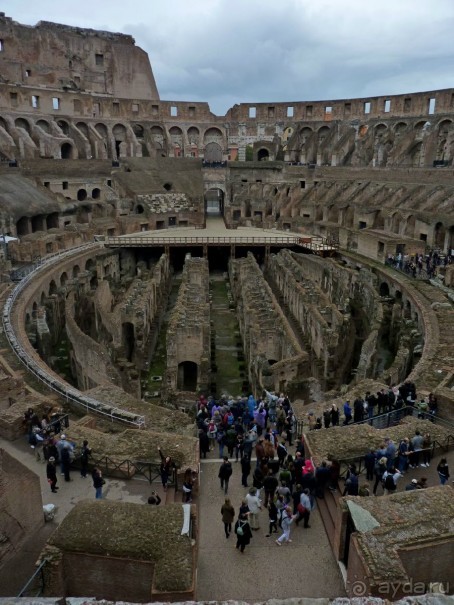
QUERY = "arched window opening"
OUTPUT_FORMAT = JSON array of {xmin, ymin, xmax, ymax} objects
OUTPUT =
[
  {"xmin": 257, "ymin": 148, "xmax": 269, "ymax": 161},
  {"xmin": 49, "ymin": 280, "xmax": 57, "ymax": 296},
  {"xmin": 61, "ymin": 143, "xmax": 73, "ymax": 159},
  {"xmin": 379, "ymin": 282, "xmax": 390, "ymax": 297},
  {"xmin": 177, "ymin": 361, "xmax": 198, "ymax": 391}
]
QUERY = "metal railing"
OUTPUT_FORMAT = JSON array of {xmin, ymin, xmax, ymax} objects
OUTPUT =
[
  {"xmin": 71, "ymin": 452, "xmax": 179, "ymax": 489},
  {"xmin": 17, "ymin": 558, "xmax": 48, "ymax": 597},
  {"xmin": 104, "ymin": 235, "xmax": 301, "ymax": 247},
  {"xmin": 3, "ymin": 243, "xmax": 145, "ymax": 428},
  {"xmin": 350, "ymin": 406, "xmax": 454, "ymax": 431},
  {"xmin": 103, "ymin": 233, "xmax": 338, "ymax": 253}
]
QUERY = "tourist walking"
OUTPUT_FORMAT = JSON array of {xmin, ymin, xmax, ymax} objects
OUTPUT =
[
  {"xmin": 240, "ymin": 454, "xmax": 251, "ymax": 487},
  {"xmin": 158, "ymin": 446, "xmax": 175, "ymax": 491},
  {"xmin": 218, "ymin": 456, "xmax": 233, "ymax": 494},
  {"xmin": 266, "ymin": 499, "xmax": 279, "ymax": 537},
  {"xmin": 276, "ymin": 505, "xmax": 296, "ymax": 545},
  {"xmin": 437, "ymin": 458, "xmax": 450, "ymax": 485},
  {"xmin": 234, "ymin": 512, "xmax": 253, "ymax": 553},
  {"xmin": 46, "ymin": 456, "xmax": 58, "ymax": 493},
  {"xmin": 61, "ymin": 444, "xmax": 72, "ymax": 482},
  {"xmin": 245, "ymin": 487, "xmax": 262, "ymax": 530},
  {"xmin": 80, "ymin": 439, "xmax": 91, "ymax": 478},
  {"xmin": 221, "ymin": 498, "xmax": 235, "ymax": 538},
  {"xmin": 297, "ymin": 488, "xmax": 313, "ymax": 528},
  {"xmin": 92, "ymin": 467, "xmax": 105, "ymax": 499}
]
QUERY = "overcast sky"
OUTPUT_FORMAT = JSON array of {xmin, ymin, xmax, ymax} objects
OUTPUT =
[{"xmin": 3, "ymin": 0, "xmax": 454, "ymax": 115}]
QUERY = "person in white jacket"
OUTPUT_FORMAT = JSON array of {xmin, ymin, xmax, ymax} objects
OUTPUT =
[
  {"xmin": 245, "ymin": 487, "xmax": 262, "ymax": 530},
  {"xmin": 276, "ymin": 505, "xmax": 297, "ymax": 545}
]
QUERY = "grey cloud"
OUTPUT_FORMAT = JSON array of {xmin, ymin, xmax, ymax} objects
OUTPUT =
[{"xmin": 3, "ymin": 0, "xmax": 454, "ymax": 115}]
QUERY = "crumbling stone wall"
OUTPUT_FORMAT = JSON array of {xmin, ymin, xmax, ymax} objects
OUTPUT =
[
  {"xmin": 0, "ymin": 449, "xmax": 44, "ymax": 565},
  {"xmin": 230, "ymin": 252, "xmax": 308, "ymax": 394},
  {"xmin": 165, "ymin": 256, "xmax": 210, "ymax": 394}
]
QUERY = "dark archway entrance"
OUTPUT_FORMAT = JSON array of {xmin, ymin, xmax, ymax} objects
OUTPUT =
[
  {"xmin": 257, "ymin": 148, "xmax": 270, "ymax": 161},
  {"xmin": 61, "ymin": 143, "xmax": 73, "ymax": 159},
  {"xmin": 177, "ymin": 361, "xmax": 198, "ymax": 391},
  {"xmin": 205, "ymin": 188, "xmax": 224, "ymax": 217}
]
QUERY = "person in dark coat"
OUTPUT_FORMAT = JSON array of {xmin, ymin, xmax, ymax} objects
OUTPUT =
[
  {"xmin": 46, "ymin": 456, "xmax": 58, "ymax": 493},
  {"xmin": 240, "ymin": 455, "xmax": 251, "ymax": 487},
  {"xmin": 252, "ymin": 465, "xmax": 264, "ymax": 494},
  {"xmin": 61, "ymin": 444, "xmax": 72, "ymax": 482},
  {"xmin": 234, "ymin": 512, "xmax": 253, "ymax": 553},
  {"xmin": 218, "ymin": 456, "xmax": 233, "ymax": 494},
  {"xmin": 80, "ymin": 439, "xmax": 91, "ymax": 478},
  {"xmin": 158, "ymin": 446, "xmax": 175, "ymax": 491},
  {"xmin": 199, "ymin": 429, "xmax": 210, "ymax": 459},
  {"xmin": 221, "ymin": 498, "xmax": 235, "ymax": 538}
]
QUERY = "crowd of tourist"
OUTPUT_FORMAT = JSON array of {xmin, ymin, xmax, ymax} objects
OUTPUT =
[
  {"xmin": 385, "ymin": 248, "xmax": 452, "ymax": 279},
  {"xmin": 21, "ymin": 407, "xmax": 106, "ymax": 498},
  {"xmin": 194, "ymin": 384, "xmax": 451, "ymax": 553}
]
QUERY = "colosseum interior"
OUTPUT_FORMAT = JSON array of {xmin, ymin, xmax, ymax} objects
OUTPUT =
[{"xmin": 0, "ymin": 10, "xmax": 453, "ymax": 604}]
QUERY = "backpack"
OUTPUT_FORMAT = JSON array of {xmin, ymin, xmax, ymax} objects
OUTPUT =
[
  {"xmin": 384, "ymin": 474, "xmax": 395, "ymax": 490},
  {"xmin": 236, "ymin": 523, "xmax": 244, "ymax": 536}
]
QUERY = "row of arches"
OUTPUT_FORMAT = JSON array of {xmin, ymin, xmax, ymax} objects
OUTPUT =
[
  {"xmin": 317, "ymin": 206, "xmax": 454, "ymax": 251},
  {"xmin": 0, "ymin": 113, "xmax": 228, "ymax": 161}
]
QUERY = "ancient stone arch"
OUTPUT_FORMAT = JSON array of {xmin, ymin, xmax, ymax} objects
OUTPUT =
[
  {"xmin": 257, "ymin": 148, "xmax": 270, "ymax": 161},
  {"xmin": 15, "ymin": 117, "xmax": 31, "ymax": 134},
  {"xmin": 394, "ymin": 122, "xmax": 408, "ymax": 136},
  {"xmin": 49, "ymin": 279, "xmax": 57, "ymax": 296},
  {"xmin": 204, "ymin": 141, "xmax": 222, "ymax": 162},
  {"xmin": 177, "ymin": 361, "xmax": 198, "ymax": 391},
  {"xmin": 187, "ymin": 126, "xmax": 200, "ymax": 145},
  {"xmin": 169, "ymin": 126, "xmax": 183, "ymax": 157},
  {"xmin": 203, "ymin": 127, "xmax": 223, "ymax": 145},
  {"xmin": 57, "ymin": 120, "xmax": 70, "ymax": 135},
  {"xmin": 391, "ymin": 212, "xmax": 402, "ymax": 234},
  {"xmin": 76, "ymin": 122, "xmax": 89, "ymax": 138},
  {"xmin": 61, "ymin": 142, "xmax": 73, "ymax": 159},
  {"xmin": 95, "ymin": 123, "xmax": 108, "ymax": 138},
  {"xmin": 36, "ymin": 119, "xmax": 50, "ymax": 133}
]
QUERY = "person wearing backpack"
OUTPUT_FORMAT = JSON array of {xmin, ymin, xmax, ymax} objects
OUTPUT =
[
  {"xmin": 382, "ymin": 467, "xmax": 402, "ymax": 495},
  {"xmin": 276, "ymin": 505, "xmax": 297, "ymax": 545},
  {"xmin": 234, "ymin": 512, "xmax": 253, "ymax": 553}
]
